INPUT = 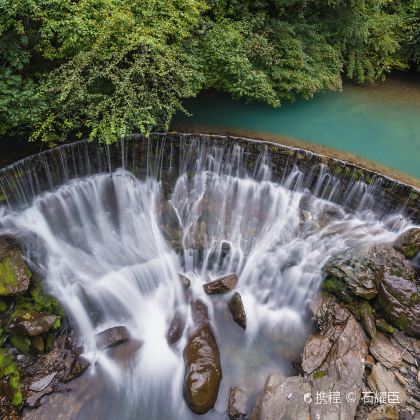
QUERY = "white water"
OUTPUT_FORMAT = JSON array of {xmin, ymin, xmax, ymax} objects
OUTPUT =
[{"xmin": 0, "ymin": 138, "xmax": 415, "ymax": 419}]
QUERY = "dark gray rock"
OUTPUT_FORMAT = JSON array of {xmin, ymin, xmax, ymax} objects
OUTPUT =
[
  {"xmin": 228, "ymin": 292, "xmax": 246, "ymax": 329},
  {"xmin": 166, "ymin": 312, "xmax": 185, "ymax": 345},
  {"xmin": 95, "ymin": 326, "xmax": 130, "ymax": 350}
]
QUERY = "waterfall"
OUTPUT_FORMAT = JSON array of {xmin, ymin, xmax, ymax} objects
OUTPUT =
[{"xmin": 0, "ymin": 134, "xmax": 417, "ymax": 419}]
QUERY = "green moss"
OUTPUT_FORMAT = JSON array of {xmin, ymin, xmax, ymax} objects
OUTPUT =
[
  {"xmin": 0, "ymin": 299, "xmax": 7, "ymax": 312},
  {"xmin": 377, "ymin": 320, "xmax": 395, "ymax": 334},
  {"xmin": 322, "ymin": 277, "xmax": 353, "ymax": 303},
  {"xmin": 10, "ymin": 335, "xmax": 31, "ymax": 354},
  {"xmin": 410, "ymin": 293, "xmax": 419, "ymax": 304},
  {"xmin": 313, "ymin": 370, "xmax": 327, "ymax": 379},
  {"xmin": 0, "ymin": 349, "xmax": 22, "ymax": 407},
  {"xmin": 0, "ymin": 257, "xmax": 18, "ymax": 295},
  {"xmin": 395, "ymin": 314, "xmax": 409, "ymax": 331},
  {"xmin": 45, "ymin": 331, "xmax": 56, "ymax": 351}
]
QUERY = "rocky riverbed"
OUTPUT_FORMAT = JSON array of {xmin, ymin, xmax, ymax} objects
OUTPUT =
[{"xmin": 2, "ymin": 225, "xmax": 419, "ymax": 419}]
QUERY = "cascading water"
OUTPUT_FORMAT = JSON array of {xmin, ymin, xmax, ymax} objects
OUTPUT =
[{"xmin": 0, "ymin": 134, "xmax": 418, "ymax": 419}]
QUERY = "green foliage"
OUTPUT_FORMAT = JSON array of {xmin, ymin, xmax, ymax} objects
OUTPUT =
[
  {"xmin": 0, "ymin": 0, "xmax": 418, "ymax": 142},
  {"xmin": 0, "ymin": 349, "xmax": 22, "ymax": 407}
]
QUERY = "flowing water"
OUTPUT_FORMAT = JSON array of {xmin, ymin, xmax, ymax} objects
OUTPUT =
[{"xmin": 0, "ymin": 134, "xmax": 417, "ymax": 419}]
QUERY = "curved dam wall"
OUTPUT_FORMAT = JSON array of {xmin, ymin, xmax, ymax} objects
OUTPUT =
[{"xmin": 0, "ymin": 133, "xmax": 419, "ymax": 223}]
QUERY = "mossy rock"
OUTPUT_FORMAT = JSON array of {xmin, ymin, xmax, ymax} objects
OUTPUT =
[
  {"xmin": 393, "ymin": 228, "xmax": 420, "ymax": 258},
  {"xmin": 0, "ymin": 237, "xmax": 31, "ymax": 296}
]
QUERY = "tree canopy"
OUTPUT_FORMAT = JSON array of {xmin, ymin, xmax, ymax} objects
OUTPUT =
[{"xmin": 1, "ymin": 0, "xmax": 419, "ymax": 143}]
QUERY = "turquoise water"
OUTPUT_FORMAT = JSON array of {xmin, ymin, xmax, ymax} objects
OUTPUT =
[{"xmin": 174, "ymin": 83, "xmax": 420, "ymax": 179}]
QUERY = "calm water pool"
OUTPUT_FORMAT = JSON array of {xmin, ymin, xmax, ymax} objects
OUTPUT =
[{"xmin": 174, "ymin": 78, "xmax": 420, "ymax": 179}]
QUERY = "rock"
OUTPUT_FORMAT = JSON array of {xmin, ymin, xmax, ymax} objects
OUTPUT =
[
  {"xmin": 0, "ymin": 235, "xmax": 31, "ymax": 296},
  {"xmin": 228, "ymin": 292, "xmax": 246, "ymax": 329},
  {"xmin": 309, "ymin": 314, "xmax": 368, "ymax": 420},
  {"xmin": 229, "ymin": 386, "xmax": 248, "ymax": 419},
  {"xmin": 159, "ymin": 201, "xmax": 183, "ymax": 251},
  {"xmin": 62, "ymin": 356, "xmax": 90, "ymax": 383},
  {"xmin": 190, "ymin": 299, "xmax": 209, "ymax": 325},
  {"xmin": 25, "ymin": 386, "xmax": 54, "ymax": 408},
  {"xmin": 377, "ymin": 272, "xmax": 420, "ymax": 336},
  {"xmin": 166, "ymin": 312, "xmax": 185, "ymax": 345},
  {"xmin": 301, "ymin": 334, "xmax": 333, "ymax": 375},
  {"xmin": 324, "ymin": 244, "xmax": 414, "ymax": 300},
  {"xmin": 203, "ymin": 274, "xmax": 238, "ymax": 295},
  {"xmin": 29, "ymin": 372, "xmax": 57, "ymax": 392},
  {"xmin": 368, "ymin": 363, "xmax": 407, "ymax": 404},
  {"xmin": 360, "ymin": 301, "xmax": 377, "ymax": 338},
  {"xmin": 394, "ymin": 228, "xmax": 420, "ymax": 258},
  {"xmin": 95, "ymin": 326, "xmax": 130, "ymax": 350},
  {"xmin": 370, "ymin": 333, "xmax": 403, "ymax": 368},
  {"xmin": 251, "ymin": 374, "xmax": 310, "ymax": 420},
  {"xmin": 366, "ymin": 404, "xmax": 399, "ymax": 420},
  {"xmin": 365, "ymin": 354, "xmax": 375, "ymax": 369},
  {"xmin": 179, "ymin": 274, "xmax": 191, "ymax": 290},
  {"xmin": 31, "ymin": 335, "xmax": 45, "ymax": 353},
  {"xmin": 183, "ymin": 324, "xmax": 222, "ymax": 414},
  {"xmin": 407, "ymin": 397, "xmax": 420, "ymax": 410},
  {"xmin": 9, "ymin": 313, "xmax": 58, "ymax": 337}
]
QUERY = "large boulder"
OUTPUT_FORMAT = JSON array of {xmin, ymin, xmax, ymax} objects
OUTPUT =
[
  {"xmin": 183, "ymin": 300, "xmax": 222, "ymax": 414},
  {"xmin": 0, "ymin": 236, "xmax": 31, "ymax": 296},
  {"xmin": 183, "ymin": 325, "xmax": 222, "ymax": 414},
  {"xmin": 393, "ymin": 228, "xmax": 420, "ymax": 258},
  {"xmin": 228, "ymin": 292, "xmax": 246, "ymax": 330},
  {"xmin": 301, "ymin": 296, "xmax": 368, "ymax": 420},
  {"xmin": 203, "ymin": 274, "xmax": 238, "ymax": 295},
  {"xmin": 376, "ymin": 272, "xmax": 420, "ymax": 336},
  {"xmin": 251, "ymin": 374, "xmax": 310, "ymax": 420},
  {"xmin": 324, "ymin": 244, "xmax": 414, "ymax": 300}
]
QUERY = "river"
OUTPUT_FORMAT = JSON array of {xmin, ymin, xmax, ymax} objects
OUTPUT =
[{"xmin": 173, "ymin": 74, "xmax": 420, "ymax": 183}]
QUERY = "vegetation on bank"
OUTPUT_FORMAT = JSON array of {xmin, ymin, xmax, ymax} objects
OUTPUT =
[{"xmin": 0, "ymin": 0, "xmax": 419, "ymax": 143}]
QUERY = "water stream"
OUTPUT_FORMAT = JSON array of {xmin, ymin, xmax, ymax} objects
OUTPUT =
[{"xmin": 0, "ymin": 135, "xmax": 417, "ymax": 419}]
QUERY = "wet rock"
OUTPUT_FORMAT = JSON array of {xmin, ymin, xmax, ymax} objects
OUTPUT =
[
  {"xmin": 407, "ymin": 397, "xmax": 420, "ymax": 410},
  {"xmin": 360, "ymin": 301, "xmax": 377, "ymax": 338},
  {"xmin": 377, "ymin": 272, "xmax": 420, "ymax": 336},
  {"xmin": 228, "ymin": 292, "xmax": 246, "ymax": 330},
  {"xmin": 25, "ymin": 386, "xmax": 54, "ymax": 408},
  {"xmin": 229, "ymin": 386, "xmax": 248, "ymax": 419},
  {"xmin": 166, "ymin": 312, "xmax": 185, "ymax": 345},
  {"xmin": 190, "ymin": 299, "xmax": 209, "ymax": 325},
  {"xmin": 159, "ymin": 201, "xmax": 183, "ymax": 252},
  {"xmin": 62, "ymin": 356, "xmax": 90, "ymax": 383},
  {"xmin": 29, "ymin": 372, "xmax": 57, "ymax": 392},
  {"xmin": 0, "ymin": 235, "xmax": 31, "ymax": 296},
  {"xmin": 203, "ymin": 274, "xmax": 238, "ymax": 295},
  {"xmin": 9, "ymin": 313, "xmax": 58, "ymax": 337},
  {"xmin": 367, "ymin": 363, "xmax": 407, "ymax": 404},
  {"xmin": 324, "ymin": 244, "xmax": 414, "ymax": 300},
  {"xmin": 179, "ymin": 273, "xmax": 191, "ymax": 290},
  {"xmin": 370, "ymin": 333, "xmax": 403, "ymax": 368},
  {"xmin": 251, "ymin": 374, "xmax": 310, "ymax": 420},
  {"xmin": 183, "ymin": 324, "xmax": 222, "ymax": 414},
  {"xmin": 366, "ymin": 404, "xmax": 399, "ymax": 420},
  {"xmin": 95, "ymin": 326, "xmax": 130, "ymax": 350},
  {"xmin": 394, "ymin": 228, "xmax": 420, "ymax": 258},
  {"xmin": 31, "ymin": 336, "xmax": 45, "ymax": 354}
]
